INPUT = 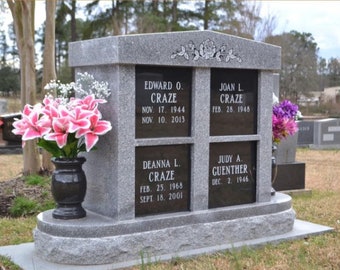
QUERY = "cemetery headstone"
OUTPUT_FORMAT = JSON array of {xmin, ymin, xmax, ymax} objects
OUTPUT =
[
  {"xmin": 312, "ymin": 118, "xmax": 340, "ymax": 149},
  {"xmin": 297, "ymin": 118, "xmax": 340, "ymax": 149},
  {"xmin": 34, "ymin": 31, "xmax": 296, "ymax": 267},
  {"xmin": 297, "ymin": 120, "xmax": 314, "ymax": 147}
]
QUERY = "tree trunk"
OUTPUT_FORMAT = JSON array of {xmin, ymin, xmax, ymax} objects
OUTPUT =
[
  {"xmin": 203, "ymin": 0, "xmax": 211, "ymax": 30},
  {"xmin": 7, "ymin": 0, "xmax": 41, "ymax": 175},
  {"xmin": 112, "ymin": 0, "xmax": 122, "ymax": 35},
  {"xmin": 171, "ymin": 0, "xmax": 178, "ymax": 31},
  {"xmin": 70, "ymin": 0, "xmax": 77, "ymax": 81},
  {"xmin": 41, "ymin": 0, "xmax": 57, "ymax": 173}
]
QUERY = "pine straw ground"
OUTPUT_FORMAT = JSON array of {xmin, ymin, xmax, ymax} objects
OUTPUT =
[{"xmin": 0, "ymin": 149, "xmax": 340, "ymax": 269}]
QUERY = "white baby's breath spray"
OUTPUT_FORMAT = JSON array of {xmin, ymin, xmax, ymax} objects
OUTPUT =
[{"xmin": 44, "ymin": 72, "xmax": 111, "ymax": 102}]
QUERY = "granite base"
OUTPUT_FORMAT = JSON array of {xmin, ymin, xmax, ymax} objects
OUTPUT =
[{"xmin": 35, "ymin": 193, "xmax": 295, "ymax": 266}]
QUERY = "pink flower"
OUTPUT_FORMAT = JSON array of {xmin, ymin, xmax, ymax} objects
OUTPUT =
[
  {"xmin": 12, "ymin": 74, "xmax": 111, "ymax": 158},
  {"xmin": 42, "ymin": 96, "xmax": 60, "ymax": 120},
  {"xmin": 272, "ymin": 99, "xmax": 299, "ymax": 144},
  {"xmin": 12, "ymin": 104, "xmax": 51, "ymax": 141},
  {"xmin": 44, "ymin": 117, "xmax": 72, "ymax": 148},
  {"xmin": 66, "ymin": 106, "xmax": 92, "ymax": 133},
  {"xmin": 77, "ymin": 94, "xmax": 106, "ymax": 112},
  {"xmin": 76, "ymin": 114, "xmax": 112, "ymax": 152},
  {"xmin": 272, "ymin": 115, "xmax": 298, "ymax": 144}
]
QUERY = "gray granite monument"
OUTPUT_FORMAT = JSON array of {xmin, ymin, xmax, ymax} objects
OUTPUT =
[
  {"xmin": 34, "ymin": 30, "xmax": 296, "ymax": 267},
  {"xmin": 297, "ymin": 120, "xmax": 315, "ymax": 147},
  {"xmin": 312, "ymin": 118, "xmax": 340, "ymax": 149},
  {"xmin": 298, "ymin": 118, "xmax": 340, "ymax": 149}
]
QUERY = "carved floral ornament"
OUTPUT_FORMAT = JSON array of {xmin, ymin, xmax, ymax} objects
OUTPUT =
[{"xmin": 171, "ymin": 38, "xmax": 242, "ymax": 63}]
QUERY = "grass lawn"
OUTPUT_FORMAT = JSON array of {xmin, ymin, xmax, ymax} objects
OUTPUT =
[{"xmin": 1, "ymin": 148, "xmax": 339, "ymax": 269}]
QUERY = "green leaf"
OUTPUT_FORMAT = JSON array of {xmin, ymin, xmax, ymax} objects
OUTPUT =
[
  {"xmin": 37, "ymin": 139, "xmax": 64, "ymax": 158},
  {"xmin": 78, "ymin": 142, "xmax": 87, "ymax": 153},
  {"xmin": 62, "ymin": 139, "xmax": 79, "ymax": 158}
]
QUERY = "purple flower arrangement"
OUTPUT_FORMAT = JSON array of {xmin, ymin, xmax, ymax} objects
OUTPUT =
[{"xmin": 272, "ymin": 100, "xmax": 299, "ymax": 144}]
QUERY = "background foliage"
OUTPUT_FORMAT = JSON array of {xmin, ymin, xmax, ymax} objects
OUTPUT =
[{"xmin": 0, "ymin": 0, "xmax": 339, "ymax": 101}]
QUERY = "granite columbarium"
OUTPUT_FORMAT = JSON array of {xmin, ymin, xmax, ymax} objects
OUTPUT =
[{"xmin": 3, "ymin": 30, "xmax": 329, "ymax": 269}]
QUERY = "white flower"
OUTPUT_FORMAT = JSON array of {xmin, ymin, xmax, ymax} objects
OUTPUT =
[
  {"xmin": 273, "ymin": 93, "xmax": 279, "ymax": 105},
  {"xmin": 44, "ymin": 73, "xmax": 111, "ymax": 102}
]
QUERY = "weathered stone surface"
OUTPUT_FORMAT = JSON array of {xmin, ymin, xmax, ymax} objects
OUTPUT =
[{"xmin": 35, "ymin": 193, "xmax": 295, "ymax": 265}]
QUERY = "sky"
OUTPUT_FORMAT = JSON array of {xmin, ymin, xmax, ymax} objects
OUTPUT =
[{"xmin": 259, "ymin": 0, "xmax": 340, "ymax": 60}]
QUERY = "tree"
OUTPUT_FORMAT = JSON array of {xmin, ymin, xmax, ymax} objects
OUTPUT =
[
  {"xmin": 327, "ymin": 58, "xmax": 340, "ymax": 87},
  {"xmin": 0, "ymin": 2, "xmax": 6, "ymax": 26},
  {"xmin": 135, "ymin": 6, "xmax": 168, "ymax": 33},
  {"xmin": 266, "ymin": 31, "xmax": 319, "ymax": 101},
  {"xmin": 74, "ymin": 0, "xmax": 274, "ymax": 41},
  {"xmin": 53, "ymin": 0, "xmax": 86, "ymax": 81},
  {"xmin": 0, "ymin": 31, "xmax": 8, "ymax": 66},
  {"xmin": 6, "ymin": 22, "xmax": 19, "ymax": 67},
  {"xmin": 83, "ymin": 0, "xmax": 134, "ymax": 37},
  {"xmin": 317, "ymin": 57, "xmax": 328, "ymax": 90},
  {"xmin": 7, "ymin": 0, "xmax": 41, "ymax": 175},
  {"xmin": 0, "ymin": 3, "xmax": 8, "ymax": 66},
  {"xmin": 55, "ymin": 0, "xmax": 72, "ymax": 77},
  {"xmin": 233, "ymin": 1, "xmax": 261, "ymax": 39},
  {"xmin": 42, "ymin": 1, "xmax": 57, "ymax": 94},
  {"xmin": 41, "ymin": 0, "xmax": 57, "ymax": 172},
  {"xmin": 255, "ymin": 11, "xmax": 277, "ymax": 42},
  {"xmin": 188, "ymin": 0, "xmax": 239, "ymax": 32},
  {"xmin": 0, "ymin": 66, "xmax": 20, "ymax": 95},
  {"xmin": 237, "ymin": 1, "xmax": 277, "ymax": 41},
  {"xmin": 185, "ymin": 0, "xmax": 271, "ymax": 40}
]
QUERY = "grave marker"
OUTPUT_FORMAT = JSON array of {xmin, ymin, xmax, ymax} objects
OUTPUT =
[
  {"xmin": 34, "ymin": 31, "xmax": 297, "ymax": 268},
  {"xmin": 313, "ymin": 118, "xmax": 340, "ymax": 148},
  {"xmin": 297, "ymin": 120, "xmax": 314, "ymax": 146}
]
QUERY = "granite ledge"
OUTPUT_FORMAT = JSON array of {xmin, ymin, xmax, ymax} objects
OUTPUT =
[
  {"xmin": 37, "ymin": 192, "xmax": 292, "ymax": 238},
  {"xmin": 34, "ymin": 208, "xmax": 295, "ymax": 265}
]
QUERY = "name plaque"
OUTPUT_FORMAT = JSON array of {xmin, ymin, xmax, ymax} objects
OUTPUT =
[
  {"xmin": 135, "ymin": 145, "xmax": 190, "ymax": 216},
  {"xmin": 210, "ymin": 69, "xmax": 258, "ymax": 136},
  {"xmin": 209, "ymin": 142, "xmax": 256, "ymax": 208},
  {"xmin": 136, "ymin": 66, "xmax": 192, "ymax": 138}
]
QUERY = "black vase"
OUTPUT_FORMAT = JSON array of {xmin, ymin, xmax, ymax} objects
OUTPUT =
[{"xmin": 51, "ymin": 157, "xmax": 87, "ymax": 219}]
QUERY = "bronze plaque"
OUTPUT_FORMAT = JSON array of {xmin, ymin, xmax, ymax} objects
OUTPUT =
[
  {"xmin": 210, "ymin": 69, "xmax": 258, "ymax": 136},
  {"xmin": 209, "ymin": 142, "xmax": 256, "ymax": 208},
  {"xmin": 136, "ymin": 66, "xmax": 192, "ymax": 138},
  {"xmin": 135, "ymin": 145, "xmax": 190, "ymax": 216}
]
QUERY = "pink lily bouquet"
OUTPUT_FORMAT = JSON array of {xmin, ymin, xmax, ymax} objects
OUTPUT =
[
  {"xmin": 272, "ymin": 94, "xmax": 299, "ymax": 144},
  {"xmin": 12, "ymin": 73, "xmax": 112, "ymax": 158}
]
